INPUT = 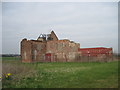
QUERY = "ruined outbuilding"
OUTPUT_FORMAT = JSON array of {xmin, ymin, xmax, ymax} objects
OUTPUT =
[{"xmin": 21, "ymin": 31, "xmax": 113, "ymax": 63}]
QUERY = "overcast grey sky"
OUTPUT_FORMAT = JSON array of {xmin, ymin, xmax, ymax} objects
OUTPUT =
[{"xmin": 2, "ymin": 2, "xmax": 118, "ymax": 54}]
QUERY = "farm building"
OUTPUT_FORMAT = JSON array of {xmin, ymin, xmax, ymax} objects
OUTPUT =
[
  {"xmin": 21, "ymin": 31, "xmax": 113, "ymax": 63},
  {"xmin": 78, "ymin": 47, "xmax": 113, "ymax": 62}
]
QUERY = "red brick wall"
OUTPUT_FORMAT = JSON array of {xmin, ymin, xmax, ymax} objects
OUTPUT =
[
  {"xmin": 21, "ymin": 39, "xmax": 32, "ymax": 63},
  {"xmin": 46, "ymin": 40, "xmax": 80, "ymax": 62},
  {"xmin": 21, "ymin": 39, "xmax": 47, "ymax": 63},
  {"xmin": 31, "ymin": 41, "xmax": 46, "ymax": 62}
]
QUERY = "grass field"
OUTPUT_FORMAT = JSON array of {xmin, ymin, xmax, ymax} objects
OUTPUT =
[
  {"xmin": 2, "ymin": 57, "xmax": 119, "ymax": 88},
  {"xmin": 2, "ymin": 57, "xmax": 20, "ymax": 60}
]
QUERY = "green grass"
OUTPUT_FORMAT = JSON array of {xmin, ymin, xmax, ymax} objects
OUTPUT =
[
  {"xmin": 2, "ymin": 58, "xmax": 119, "ymax": 88},
  {"xmin": 2, "ymin": 57, "xmax": 20, "ymax": 60}
]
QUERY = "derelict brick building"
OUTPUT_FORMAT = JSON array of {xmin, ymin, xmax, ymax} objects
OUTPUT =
[{"xmin": 21, "ymin": 31, "xmax": 113, "ymax": 63}]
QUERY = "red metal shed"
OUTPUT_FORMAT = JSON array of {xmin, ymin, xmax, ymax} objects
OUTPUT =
[{"xmin": 78, "ymin": 47, "xmax": 113, "ymax": 57}]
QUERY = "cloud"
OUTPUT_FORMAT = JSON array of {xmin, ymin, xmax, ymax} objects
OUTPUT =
[{"xmin": 2, "ymin": 2, "xmax": 118, "ymax": 54}]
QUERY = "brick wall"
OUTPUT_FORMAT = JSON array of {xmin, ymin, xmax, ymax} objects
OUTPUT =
[
  {"xmin": 30, "ymin": 40, "xmax": 46, "ymax": 62},
  {"xmin": 46, "ymin": 39, "xmax": 80, "ymax": 62},
  {"xmin": 21, "ymin": 39, "xmax": 47, "ymax": 63},
  {"xmin": 21, "ymin": 39, "xmax": 32, "ymax": 63}
]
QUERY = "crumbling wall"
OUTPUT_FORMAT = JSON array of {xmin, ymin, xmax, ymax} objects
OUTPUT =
[
  {"xmin": 46, "ymin": 40, "xmax": 80, "ymax": 62},
  {"xmin": 21, "ymin": 39, "xmax": 47, "ymax": 63},
  {"xmin": 21, "ymin": 39, "xmax": 32, "ymax": 63},
  {"xmin": 30, "ymin": 41, "xmax": 46, "ymax": 62}
]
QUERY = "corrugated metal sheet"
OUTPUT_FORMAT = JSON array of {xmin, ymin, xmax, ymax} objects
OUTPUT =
[{"xmin": 78, "ymin": 47, "xmax": 112, "ymax": 57}]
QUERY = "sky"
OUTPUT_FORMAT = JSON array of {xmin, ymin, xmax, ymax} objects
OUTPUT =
[
  {"xmin": 0, "ymin": 3, "xmax": 2, "ymax": 55},
  {"xmin": 2, "ymin": 2, "xmax": 118, "ymax": 54}
]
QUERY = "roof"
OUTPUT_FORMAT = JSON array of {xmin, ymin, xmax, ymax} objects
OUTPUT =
[
  {"xmin": 51, "ymin": 31, "xmax": 58, "ymax": 40},
  {"xmin": 79, "ymin": 47, "xmax": 112, "ymax": 50},
  {"xmin": 78, "ymin": 47, "xmax": 113, "ymax": 56}
]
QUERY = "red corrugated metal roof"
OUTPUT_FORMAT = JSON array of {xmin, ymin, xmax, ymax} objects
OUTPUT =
[
  {"xmin": 78, "ymin": 47, "xmax": 112, "ymax": 51},
  {"xmin": 79, "ymin": 47, "xmax": 108, "ymax": 50},
  {"xmin": 78, "ymin": 47, "xmax": 112, "ymax": 57}
]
